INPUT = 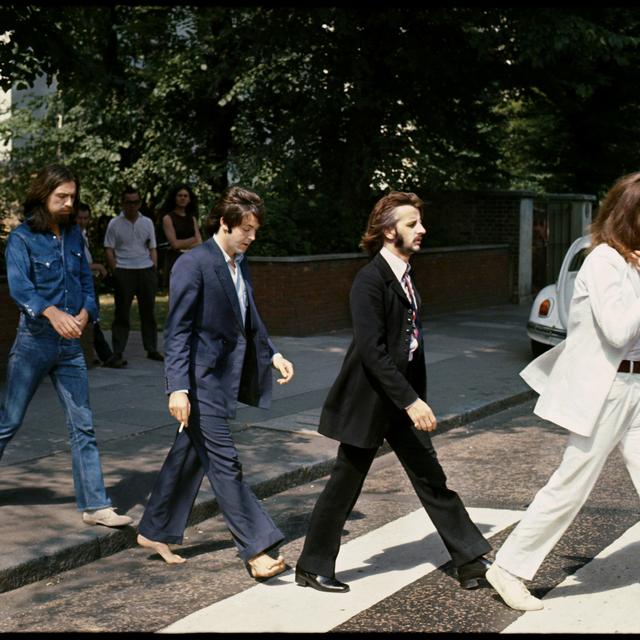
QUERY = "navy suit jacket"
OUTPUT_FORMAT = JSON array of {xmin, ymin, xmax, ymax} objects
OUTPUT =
[{"xmin": 163, "ymin": 239, "xmax": 276, "ymax": 418}]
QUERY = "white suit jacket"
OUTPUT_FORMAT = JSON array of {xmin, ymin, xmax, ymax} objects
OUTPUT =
[{"xmin": 520, "ymin": 243, "xmax": 640, "ymax": 437}]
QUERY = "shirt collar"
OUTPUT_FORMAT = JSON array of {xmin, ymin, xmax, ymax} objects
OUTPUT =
[
  {"xmin": 380, "ymin": 246, "xmax": 410, "ymax": 283},
  {"xmin": 213, "ymin": 233, "xmax": 244, "ymax": 266},
  {"xmin": 119, "ymin": 211, "xmax": 140, "ymax": 222}
]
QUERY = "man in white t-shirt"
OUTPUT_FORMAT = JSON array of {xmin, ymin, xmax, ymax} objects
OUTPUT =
[{"xmin": 103, "ymin": 186, "xmax": 163, "ymax": 367}]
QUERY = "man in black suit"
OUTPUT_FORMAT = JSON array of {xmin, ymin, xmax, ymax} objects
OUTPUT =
[{"xmin": 295, "ymin": 191, "xmax": 491, "ymax": 593}]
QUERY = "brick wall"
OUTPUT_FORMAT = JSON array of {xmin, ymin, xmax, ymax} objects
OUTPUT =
[
  {"xmin": 423, "ymin": 190, "xmax": 525, "ymax": 301},
  {"xmin": 249, "ymin": 245, "xmax": 511, "ymax": 335}
]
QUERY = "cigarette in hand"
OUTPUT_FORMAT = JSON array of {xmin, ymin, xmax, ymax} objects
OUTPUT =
[{"xmin": 178, "ymin": 421, "xmax": 185, "ymax": 433}]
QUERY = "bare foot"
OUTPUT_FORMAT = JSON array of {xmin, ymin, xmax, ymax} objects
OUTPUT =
[
  {"xmin": 247, "ymin": 552, "xmax": 286, "ymax": 579},
  {"xmin": 137, "ymin": 534, "xmax": 186, "ymax": 564}
]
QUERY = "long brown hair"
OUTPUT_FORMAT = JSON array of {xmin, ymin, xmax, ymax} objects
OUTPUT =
[
  {"xmin": 24, "ymin": 164, "xmax": 80, "ymax": 232},
  {"xmin": 591, "ymin": 171, "xmax": 640, "ymax": 262},
  {"xmin": 359, "ymin": 191, "xmax": 424, "ymax": 256}
]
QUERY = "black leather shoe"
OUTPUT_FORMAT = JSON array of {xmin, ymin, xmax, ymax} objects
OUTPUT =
[
  {"xmin": 457, "ymin": 557, "xmax": 492, "ymax": 589},
  {"xmin": 103, "ymin": 354, "xmax": 127, "ymax": 368},
  {"xmin": 147, "ymin": 351, "xmax": 164, "ymax": 361},
  {"xmin": 295, "ymin": 567, "xmax": 350, "ymax": 593}
]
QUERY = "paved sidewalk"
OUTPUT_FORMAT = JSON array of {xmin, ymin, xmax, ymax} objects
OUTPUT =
[{"xmin": 0, "ymin": 303, "xmax": 535, "ymax": 593}]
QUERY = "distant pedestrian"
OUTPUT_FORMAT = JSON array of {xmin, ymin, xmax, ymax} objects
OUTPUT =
[
  {"xmin": 0, "ymin": 163, "xmax": 132, "ymax": 528},
  {"xmin": 159, "ymin": 183, "xmax": 202, "ymax": 291},
  {"xmin": 103, "ymin": 186, "xmax": 164, "ymax": 367},
  {"xmin": 487, "ymin": 171, "xmax": 640, "ymax": 611},
  {"xmin": 76, "ymin": 201, "xmax": 114, "ymax": 365},
  {"xmin": 137, "ymin": 186, "xmax": 295, "ymax": 580},
  {"xmin": 295, "ymin": 191, "xmax": 491, "ymax": 593}
]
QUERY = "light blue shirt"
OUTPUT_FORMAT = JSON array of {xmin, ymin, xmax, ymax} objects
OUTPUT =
[{"xmin": 213, "ymin": 234, "xmax": 248, "ymax": 324}]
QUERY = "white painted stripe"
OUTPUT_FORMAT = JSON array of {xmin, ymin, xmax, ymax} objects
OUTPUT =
[
  {"xmin": 160, "ymin": 507, "xmax": 523, "ymax": 634},
  {"xmin": 503, "ymin": 520, "xmax": 640, "ymax": 634}
]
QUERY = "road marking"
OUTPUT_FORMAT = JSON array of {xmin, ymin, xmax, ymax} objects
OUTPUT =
[
  {"xmin": 160, "ymin": 507, "xmax": 522, "ymax": 633},
  {"xmin": 502, "ymin": 520, "xmax": 640, "ymax": 634}
]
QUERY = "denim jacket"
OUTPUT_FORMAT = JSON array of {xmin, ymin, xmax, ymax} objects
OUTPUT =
[{"xmin": 5, "ymin": 221, "xmax": 98, "ymax": 323}]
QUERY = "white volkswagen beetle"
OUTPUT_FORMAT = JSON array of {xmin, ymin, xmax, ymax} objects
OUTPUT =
[{"xmin": 527, "ymin": 234, "xmax": 591, "ymax": 357}]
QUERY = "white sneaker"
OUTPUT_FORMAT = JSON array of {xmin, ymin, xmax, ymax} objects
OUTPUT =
[
  {"xmin": 82, "ymin": 507, "xmax": 133, "ymax": 528},
  {"xmin": 486, "ymin": 563, "xmax": 544, "ymax": 611}
]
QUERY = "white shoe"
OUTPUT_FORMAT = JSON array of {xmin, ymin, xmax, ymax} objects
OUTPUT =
[
  {"xmin": 486, "ymin": 563, "xmax": 544, "ymax": 611},
  {"xmin": 83, "ymin": 507, "xmax": 133, "ymax": 528}
]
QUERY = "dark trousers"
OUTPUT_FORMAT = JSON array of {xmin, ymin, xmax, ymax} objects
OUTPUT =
[
  {"xmin": 297, "ymin": 420, "xmax": 491, "ymax": 577},
  {"xmin": 92, "ymin": 293, "xmax": 113, "ymax": 363},
  {"xmin": 93, "ymin": 322, "xmax": 113, "ymax": 363},
  {"xmin": 111, "ymin": 267, "xmax": 157, "ymax": 355},
  {"xmin": 138, "ymin": 414, "xmax": 284, "ymax": 562}
]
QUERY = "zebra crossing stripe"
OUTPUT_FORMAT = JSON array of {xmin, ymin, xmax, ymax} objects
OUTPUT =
[
  {"xmin": 502, "ymin": 520, "xmax": 640, "ymax": 634},
  {"xmin": 160, "ymin": 507, "xmax": 523, "ymax": 634}
]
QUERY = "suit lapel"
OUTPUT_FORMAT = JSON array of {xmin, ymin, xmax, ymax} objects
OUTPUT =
[
  {"xmin": 373, "ymin": 252, "xmax": 413, "ymax": 309},
  {"xmin": 206, "ymin": 239, "xmax": 246, "ymax": 333}
]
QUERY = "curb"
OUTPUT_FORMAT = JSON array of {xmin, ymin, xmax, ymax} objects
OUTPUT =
[{"xmin": 0, "ymin": 390, "xmax": 536, "ymax": 594}]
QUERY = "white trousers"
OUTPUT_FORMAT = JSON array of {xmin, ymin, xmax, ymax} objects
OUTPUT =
[{"xmin": 495, "ymin": 372, "xmax": 640, "ymax": 581}]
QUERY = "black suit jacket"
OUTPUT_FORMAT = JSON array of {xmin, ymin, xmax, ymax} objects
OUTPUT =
[{"xmin": 319, "ymin": 252, "xmax": 427, "ymax": 448}]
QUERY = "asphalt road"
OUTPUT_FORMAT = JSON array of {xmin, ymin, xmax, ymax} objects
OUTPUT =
[{"xmin": 1, "ymin": 398, "xmax": 638, "ymax": 634}]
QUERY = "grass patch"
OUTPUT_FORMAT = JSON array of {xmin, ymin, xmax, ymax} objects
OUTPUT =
[{"xmin": 98, "ymin": 293, "xmax": 169, "ymax": 331}]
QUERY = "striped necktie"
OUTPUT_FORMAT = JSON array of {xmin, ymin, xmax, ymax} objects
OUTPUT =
[{"xmin": 402, "ymin": 268, "xmax": 420, "ymax": 361}]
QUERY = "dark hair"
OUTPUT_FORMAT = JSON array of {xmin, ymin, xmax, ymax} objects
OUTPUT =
[
  {"xmin": 121, "ymin": 185, "xmax": 140, "ymax": 200},
  {"xmin": 359, "ymin": 191, "xmax": 424, "ymax": 256},
  {"xmin": 160, "ymin": 183, "xmax": 199, "ymax": 218},
  {"xmin": 590, "ymin": 172, "xmax": 640, "ymax": 263},
  {"xmin": 23, "ymin": 164, "xmax": 80, "ymax": 232},
  {"xmin": 204, "ymin": 185, "xmax": 265, "ymax": 237},
  {"xmin": 78, "ymin": 201, "xmax": 91, "ymax": 214}
]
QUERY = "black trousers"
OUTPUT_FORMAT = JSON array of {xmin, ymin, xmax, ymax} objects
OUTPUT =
[
  {"xmin": 297, "ymin": 419, "xmax": 491, "ymax": 577},
  {"xmin": 93, "ymin": 322, "xmax": 113, "ymax": 363},
  {"xmin": 92, "ymin": 293, "xmax": 113, "ymax": 363},
  {"xmin": 111, "ymin": 267, "xmax": 158, "ymax": 355}
]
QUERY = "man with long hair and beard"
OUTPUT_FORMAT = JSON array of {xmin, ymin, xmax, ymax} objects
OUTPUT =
[
  {"xmin": 0, "ymin": 163, "xmax": 132, "ymax": 528},
  {"xmin": 487, "ymin": 172, "xmax": 640, "ymax": 611}
]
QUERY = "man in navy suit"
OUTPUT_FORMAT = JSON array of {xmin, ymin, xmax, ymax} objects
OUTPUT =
[{"xmin": 137, "ymin": 186, "xmax": 294, "ymax": 580}]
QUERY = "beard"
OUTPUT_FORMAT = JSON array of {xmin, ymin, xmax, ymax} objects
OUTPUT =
[
  {"xmin": 53, "ymin": 211, "xmax": 74, "ymax": 229},
  {"xmin": 394, "ymin": 233, "xmax": 414, "ymax": 254}
]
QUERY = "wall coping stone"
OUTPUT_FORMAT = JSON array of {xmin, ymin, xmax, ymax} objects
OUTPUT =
[
  {"xmin": 248, "ymin": 244, "xmax": 510, "ymax": 263},
  {"xmin": 425, "ymin": 189, "xmax": 596, "ymax": 201}
]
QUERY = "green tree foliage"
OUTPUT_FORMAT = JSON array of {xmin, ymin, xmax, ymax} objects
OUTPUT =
[
  {"xmin": 2, "ymin": 7, "xmax": 640, "ymax": 253},
  {"xmin": 492, "ymin": 8, "xmax": 640, "ymax": 197}
]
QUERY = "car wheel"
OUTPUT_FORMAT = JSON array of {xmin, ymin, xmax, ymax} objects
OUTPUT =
[{"xmin": 530, "ymin": 339, "xmax": 551, "ymax": 358}]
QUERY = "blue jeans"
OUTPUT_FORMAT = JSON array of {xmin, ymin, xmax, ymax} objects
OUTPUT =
[{"xmin": 0, "ymin": 316, "xmax": 111, "ymax": 511}]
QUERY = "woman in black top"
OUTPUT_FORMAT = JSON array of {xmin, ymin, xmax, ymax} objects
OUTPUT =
[{"xmin": 160, "ymin": 184, "xmax": 203, "ymax": 289}]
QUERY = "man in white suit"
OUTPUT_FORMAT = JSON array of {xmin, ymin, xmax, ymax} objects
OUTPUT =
[{"xmin": 487, "ymin": 171, "xmax": 640, "ymax": 611}]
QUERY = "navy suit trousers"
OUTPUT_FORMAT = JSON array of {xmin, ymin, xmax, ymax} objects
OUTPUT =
[{"xmin": 138, "ymin": 414, "xmax": 284, "ymax": 562}]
